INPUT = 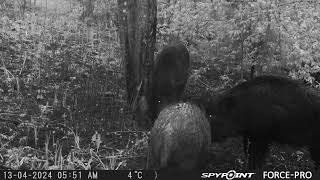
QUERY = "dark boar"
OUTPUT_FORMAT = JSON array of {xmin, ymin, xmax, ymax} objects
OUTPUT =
[
  {"xmin": 150, "ymin": 42, "xmax": 190, "ymax": 119},
  {"xmin": 211, "ymin": 75, "xmax": 320, "ymax": 169},
  {"xmin": 150, "ymin": 102, "xmax": 211, "ymax": 172},
  {"xmin": 136, "ymin": 42, "xmax": 190, "ymax": 127}
]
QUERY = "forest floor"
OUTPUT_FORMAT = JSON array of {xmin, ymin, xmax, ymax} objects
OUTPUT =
[{"xmin": 0, "ymin": 0, "xmax": 319, "ymax": 173}]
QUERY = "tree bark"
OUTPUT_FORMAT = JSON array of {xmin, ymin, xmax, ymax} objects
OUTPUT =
[{"xmin": 117, "ymin": 0, "xmax": 157, "ymax": 109}]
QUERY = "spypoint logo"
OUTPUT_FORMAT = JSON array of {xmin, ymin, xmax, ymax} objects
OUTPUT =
[{"xmin": 201, "ymin": 170, "xmax": 255, "ymax": 179}]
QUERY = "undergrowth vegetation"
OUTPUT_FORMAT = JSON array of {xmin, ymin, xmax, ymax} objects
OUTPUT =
[
  {"xmin": 0, "ymin": 0, "xmax": 319, "ymax": 171},
  {"xmin": 0, "ymin": 0, "xmax": 145, "ymax": 170}
]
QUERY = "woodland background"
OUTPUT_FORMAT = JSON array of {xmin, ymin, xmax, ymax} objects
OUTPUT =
[{"xmin": 0, "ymin": 0, "xmax": 320, "ymax": 170}]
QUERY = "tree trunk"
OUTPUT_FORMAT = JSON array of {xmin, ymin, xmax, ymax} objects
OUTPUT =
[{"xmin": 117, "ymin": 0, "xmax": 157, "ymax": 109}]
